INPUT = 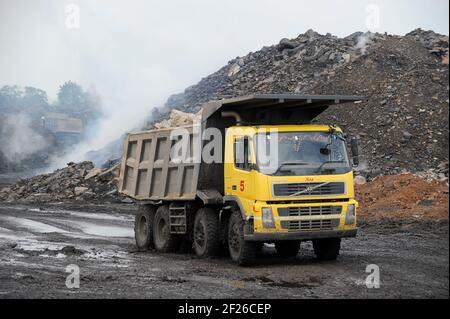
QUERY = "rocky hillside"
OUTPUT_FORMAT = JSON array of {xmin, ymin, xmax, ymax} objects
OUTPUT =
[
  {"xmin": 2, "ymin": 29, "xmax": 448, "ymax": 205},
  {"xmin": 151, "ymin": 29, "xmax": 449, "ymax": 178}
]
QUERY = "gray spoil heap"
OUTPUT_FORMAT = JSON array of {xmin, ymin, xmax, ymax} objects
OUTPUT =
[
  {"xmin": 3, "ymin": 29, "xmax": 448, "ymax": 204},
  {"xmin": 0, "ymin": 161, "xmax": 128, "ymax": 203},
  {"xmin": 147, "ymin": 29, "xmax": 449, "ymax": 179}
]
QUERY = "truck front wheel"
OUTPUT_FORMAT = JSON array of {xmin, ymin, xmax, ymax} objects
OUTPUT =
[
  {"xmin": 134, "ymin": 205, "xmax": 156, "ymax": 251},
  {"xmin": 313, "ymin": 238, "xmax": 341, "ymax": 260},
  {"xmin": 228, "ymin": 211, "xmax": 256, "ymax": 266},
  {"xmin": 153, "ymin": 205, "xmax": 180, "ymax": 253},
  {"xmin": 275, "ymin": 241, "xmax": 301, "ymax": 258},
  {"xmin": 193, "ymin": 207, "xmax": 221, "ymax": 257}
]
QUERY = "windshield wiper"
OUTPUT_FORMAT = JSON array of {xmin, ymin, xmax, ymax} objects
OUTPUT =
[
  {"xmin": 315, "ymin": 160, "xmax": 345, "ymax": 174},
  {"xmin": 274, "ymin": 161, "xmax": 309, "ymax": 175}
]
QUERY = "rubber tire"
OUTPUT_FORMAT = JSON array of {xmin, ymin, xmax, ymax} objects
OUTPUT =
[
  {"xmin": 275, "ymin": 241, "xmax": 301, "ymax": 258},
  {"xmin": 313, "ymin": 238, "xmax": 341, "ymax": 260},
  {"xmin": 193, "ymin": 207, "xmax": 221, "ymax": 257},
  {"xmin": 134, "ymin": 205, "xmax": 156, "ymax": 251},
  {"xmin": 153, "ymin": 205, "xmax": 180, "ymax": 253},
  {"xmin": 228, "ymin": 211, "xmax": 256, "ymax": 266}
]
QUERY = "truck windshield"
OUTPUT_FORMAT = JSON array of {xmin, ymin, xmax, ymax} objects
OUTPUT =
[{"xmin": 254, "ymin": 131, "xmax": 351, "ymax": 176}]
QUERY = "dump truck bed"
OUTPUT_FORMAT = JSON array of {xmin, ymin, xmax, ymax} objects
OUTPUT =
[{"xmin": 118, "ymin": 125, "xmax": 200, "ymax": 201}]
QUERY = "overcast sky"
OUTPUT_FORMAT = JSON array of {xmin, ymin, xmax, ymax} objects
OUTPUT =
[{"xmin": 0, "ymin": 0, "xmax": 448, "ymax": 154}]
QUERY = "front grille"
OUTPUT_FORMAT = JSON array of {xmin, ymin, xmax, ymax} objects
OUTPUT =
[
  {"xmin": 273, "ymin": 182, "xmax": 345, "ymax": 197},
  {"xmin": 281, "ymin": 219, "xmax": 339, "ymax": 232},
  {"xmin": 278, "ymin": 206, "xmax": 342, "ymax": 217}
]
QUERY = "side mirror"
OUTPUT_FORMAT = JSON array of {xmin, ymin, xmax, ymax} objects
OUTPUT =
[
  {"xmin": 320, "ymin": 147, "xmax": 331, "ymax": 155},
  {"xmin": 350, "ymin": 137, "xmax": 359, "ymax": 167}
]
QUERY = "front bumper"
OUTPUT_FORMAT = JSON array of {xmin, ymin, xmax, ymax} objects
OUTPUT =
[
  {"xmin": 249, "ymin": 199, "xmax": 358, "ymax": 241},
  {"xmin": 244, "ymin": 228, "xmax": 357, "ymax": 241}
]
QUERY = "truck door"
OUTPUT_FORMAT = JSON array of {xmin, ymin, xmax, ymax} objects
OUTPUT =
[{"xmin": 225, "ymin": 136, "xmax": 255, "ymax": 212}]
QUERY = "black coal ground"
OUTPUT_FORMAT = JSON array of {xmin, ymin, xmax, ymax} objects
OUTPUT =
[{"xmin": 0, "ymin": 203, "xmax": 447, "ymax": 298}]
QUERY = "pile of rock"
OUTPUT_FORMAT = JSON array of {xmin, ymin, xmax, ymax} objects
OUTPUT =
[
  {"xmin": 158, "ymin": 29, "xmax": 370, "ymax": 114},
  {"xmin": 415, "ymin": 161, "xmax": 449, "ymax": 183},
  {"xmin": 407, "ymin": 29, "xmax": 449, "ymax": 64},
  {"xmin": 311, "ymin": 31, "xmax": 449, "ymax": 178},
  {"xmin": 0, "ymin": 161, "xmax": 125, "ymax": 203},
  {"xmin": 355, "ymin": 172, "xmax": 449, "ymax": 221},
  {"xmin": 145, "ymin": 28, "xmax": 448, "ymax": 178},
  {"xmin": 153, "ymin": 109, "xmax": 202, "ymax": 129}
]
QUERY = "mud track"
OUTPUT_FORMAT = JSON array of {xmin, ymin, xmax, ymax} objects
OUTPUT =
[{"xmin": 0, "ymin": 203, "xmax": 448, "ymax": 298}]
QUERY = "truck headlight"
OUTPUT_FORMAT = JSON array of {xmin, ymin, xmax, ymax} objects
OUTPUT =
[
  {"xmin": 345, "ymin": 204, "xmax": 356, "ymax": 225},
  {"xmin": 262, "ymin": 207, "xmax": 275, "ymax": 228}
]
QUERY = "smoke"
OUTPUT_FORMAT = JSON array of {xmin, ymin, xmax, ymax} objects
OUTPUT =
[
  {"xmin": 356, "ymin": 158, "xmax": 370, "ymax": 173},
  {"xmin": 0, "ymin": 114, "xmax": 49, "ymax": 163},
  {"xmin": 355, "ymin": 32, "xmax": 375, "ymax": 55},
  {"xmin": 46, "ymin": 106, "xmax": 153, "ymax": 170}
]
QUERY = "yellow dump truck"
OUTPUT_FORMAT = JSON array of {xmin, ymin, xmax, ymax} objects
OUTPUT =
[{"xmin": 118, "ymin": 94, "xmax": 361, "ymax": 265}]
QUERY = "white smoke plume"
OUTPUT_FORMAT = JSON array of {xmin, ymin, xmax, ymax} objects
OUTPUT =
[
  {"xmin": 355, "ymin": 32, "xmax": 375, "ymax": 55},
  {"xmin": 0, "ymin": 114, "xmax": 49, "ymax": 163}
]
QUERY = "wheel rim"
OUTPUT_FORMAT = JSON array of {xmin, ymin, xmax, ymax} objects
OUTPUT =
[
  {"xmin": 229, "ymin": 222, "xmax": 241, "ymax": 256},
  {"xmin": 156, "ymin": 217, "xmax": 167, "ymax": 246},
  {"xmin": 194, "ymin": 219, "xmax": 206, "ymax": 252},
  {"xmin": 138, "ymin": 215, "xmax": 147, "ymax": 240}
]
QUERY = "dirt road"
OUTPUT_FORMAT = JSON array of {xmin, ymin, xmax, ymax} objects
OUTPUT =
[{"xmin": 0, "ymin": 203, "xmax": 448, "ymax": 298}]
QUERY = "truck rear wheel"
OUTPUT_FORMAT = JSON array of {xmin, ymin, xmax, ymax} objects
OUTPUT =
[
  {"xmin": 193, "ymin": 207, "xmax": 221, "ymax": 257},
  {"xmin": 228, "ymin": 211, "xmax": 256, "ymax": 266},
  {"xmin": 153, "ymin": 205, "xmax": 180, "ymax": 253},
  {"xmin": 275, "ymin": 241, "xmax": 300, "ymax": 258},
  {"xmin": 134, "ymin": 205, "xmax": 156, "ymax": 251},
  {"xmin": 313, "ymin": 238, "xmax": 341, "ymax": 260}
]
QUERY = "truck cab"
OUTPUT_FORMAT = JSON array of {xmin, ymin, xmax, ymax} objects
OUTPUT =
[{"xmin": 224, "ymin": 125, "xmax": 357, "ymax": 248}]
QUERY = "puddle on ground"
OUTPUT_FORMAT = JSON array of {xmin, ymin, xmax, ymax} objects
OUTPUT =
[
  {"xmin": 39, "ymin": 253, "xmax": 67, "ymax": 259},
  {"xmin": 27, "ymin": 208, "xmax": 132, "ymax": 222},
  {"xmin": 0, "ymin": 216, "xmax": 67, "ymax": 233},
  {"xmin": 68, "ymin": 211, "xmax": 132, "ymax": 221},
  {"xmin": 0, "ymin": 227, "xmax": 30, "ymax": 241},
  {"xmin": 0, "ymin": 233, "xmax": 20, "ymax": 240},
  {"xmin": 15, "ymin": 241, "xmax": 65, "ymax": 252},
  {"xmin": 69, "ymin": 221, "xmax": 134, "ymax": 238},
  {"xmin": 243, "ymin": 275, "xmax": 323, "ymax": 288},
  {"xmin": 83, "ymin": 249, "xmax": 129, "ymax": 261},
  {"xmin": 0, "ymin": 215, "xmax": 133, "ymax": 239}
]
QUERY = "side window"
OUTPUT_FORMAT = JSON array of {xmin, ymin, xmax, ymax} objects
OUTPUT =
[{"xmin": 234, "ymin": 137, "xmax": 252, "ymax": 171}]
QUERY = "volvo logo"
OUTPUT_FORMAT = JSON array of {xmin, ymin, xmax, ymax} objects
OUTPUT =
[{"xmin": 288, "ymin": 182, "xmax": 331, "ymax": 197}]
